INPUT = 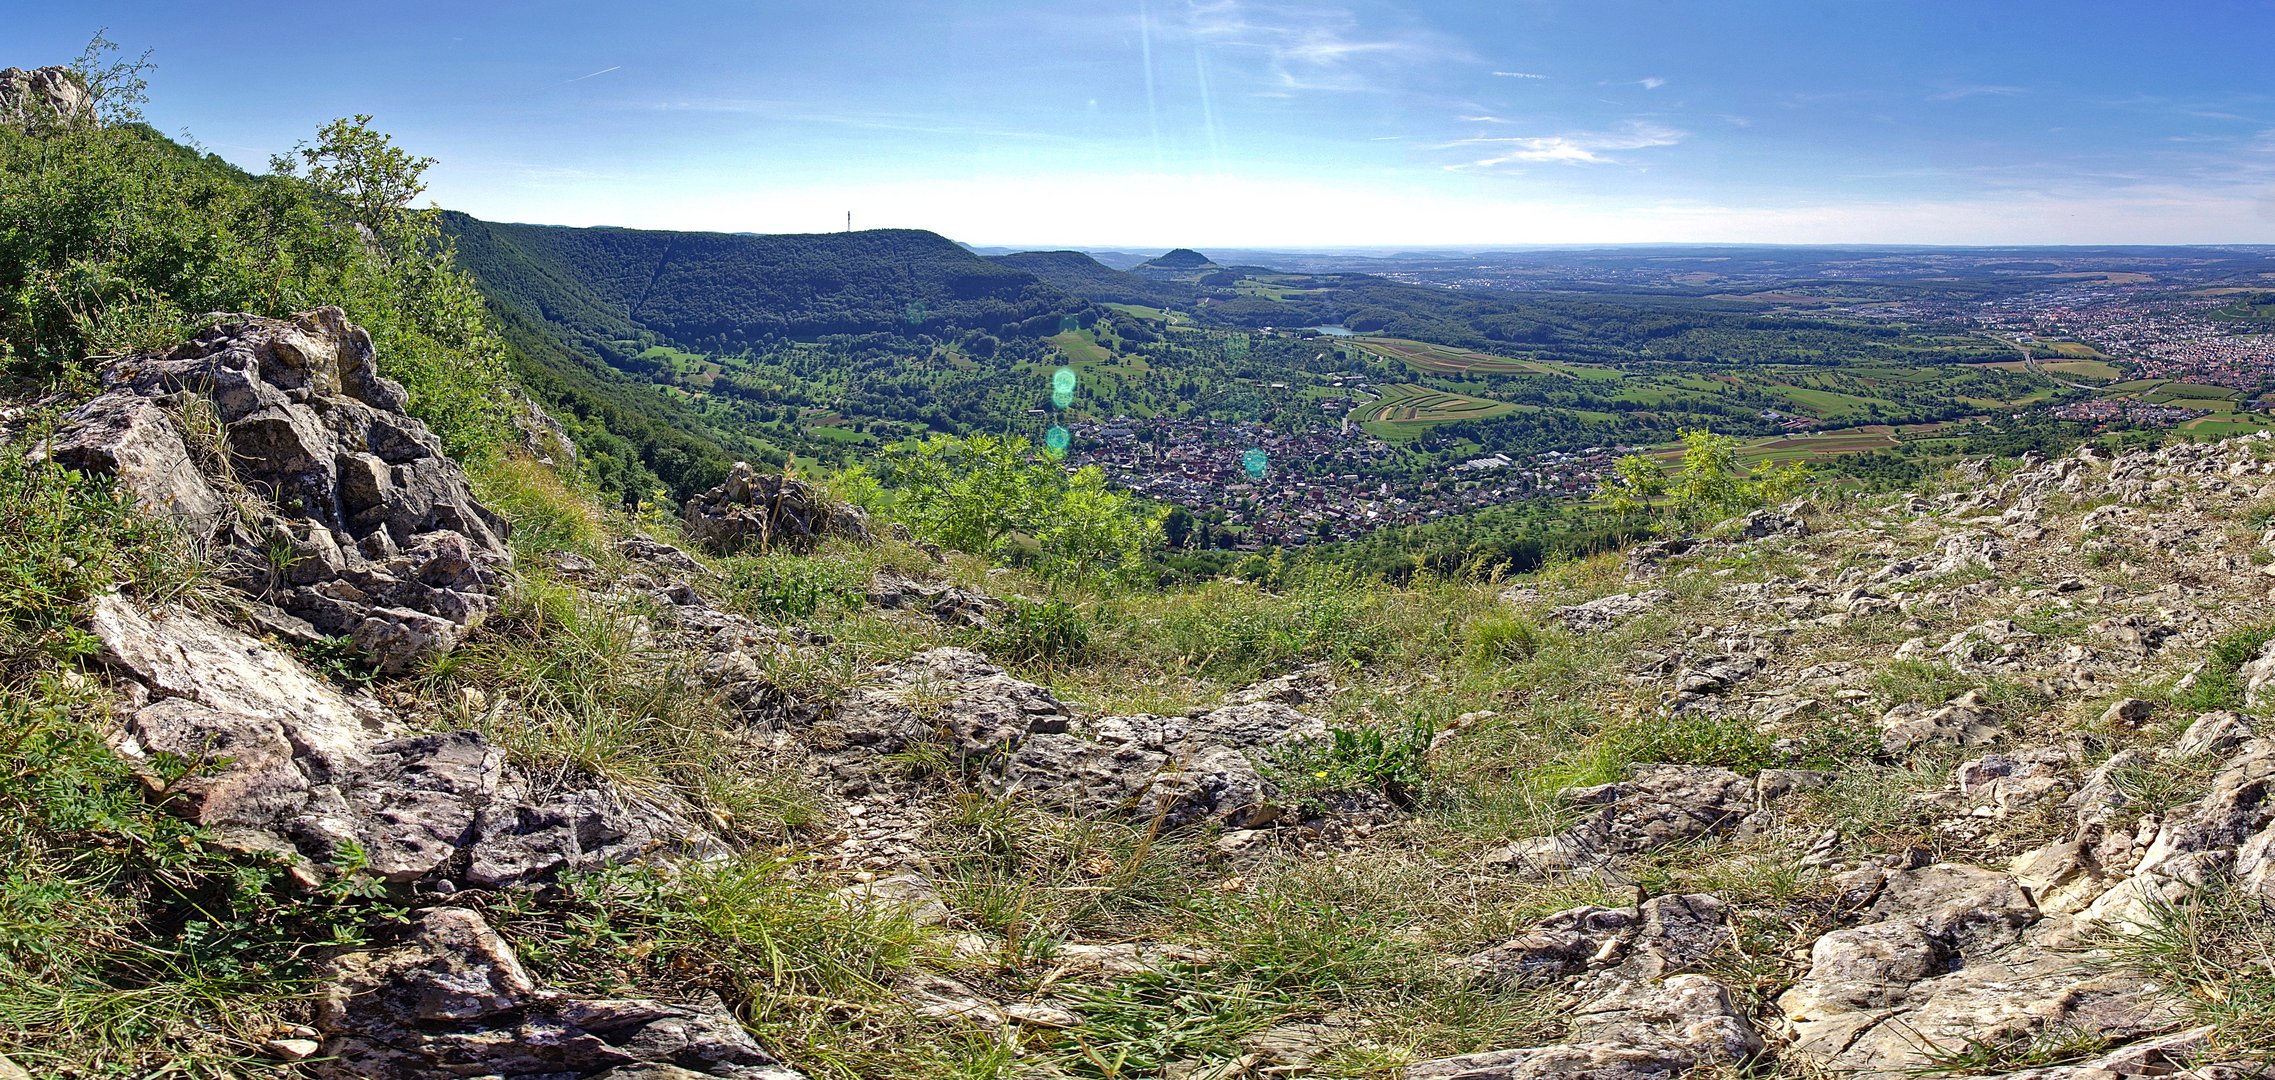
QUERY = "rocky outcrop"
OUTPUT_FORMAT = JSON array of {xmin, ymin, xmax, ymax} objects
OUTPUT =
[
  {"xmin": 51, "ymin": 309, "xmax": 511, "ymax": 672},
  {"xmin": 0, "ymin": 65, "xmax": 92, "ymax": 128},
  {"xmin": 683, "ymin": 462, "xmax": 867, "ymax": 553},
  {"xmin": 314, "ymin": 907, "xmax": 804, "ymax": 1079},
  {"xmin": 868, "ymin": 571, "xmax": 1004, "ymax": 628},
  {"xmin": 1404, "ymin": 974, "xmax": 1761, "ymax": 1079},
  {"xmin": 1551, "ymin": 590, "xmax": 1672, "ymax": 634},
  {"xmin": 94, "ymin": 594, "xmax": 715, "ymax": 887},
  {"xmin": 808, "ymin": 649, "xmax": 1330, "ymax": 851},
  {"xmin": 1484, "ymin": 765, "xmax": 1763, "ymax": 875},
  {"xmin": 1002, "ymin": 700, "xmax": 1327, "ymax": 829}
]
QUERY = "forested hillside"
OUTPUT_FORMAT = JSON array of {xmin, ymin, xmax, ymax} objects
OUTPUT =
[
  {"xmin": 447, "ymin": 218, "xmax": 1085, "ymax": 346},
  {"xmin": 988, "ymin": 249, "xmax": 1195, "ymax": 308}
]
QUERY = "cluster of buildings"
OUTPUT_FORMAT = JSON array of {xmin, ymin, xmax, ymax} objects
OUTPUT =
[
  {"xmin": 1977, "ymin": 289, "xmax": 2275, "ymax": 393},
  {"xmin": 1060, "ymin": 418, "xmax": 1632, "ymax": 547},
  {"xmin": 2047, "ymin": 399, "xmax": 2203, "ymax": 426}
]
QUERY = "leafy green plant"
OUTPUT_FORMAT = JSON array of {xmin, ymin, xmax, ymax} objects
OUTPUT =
[
  {"xmin": 984, "ymin": 596, "xmax": 1091, "ymax": 665},
  {"xmin": 1281, "ymin": 720, "xmax": 1436, "ymax": 806},
  {"xmin": 1596, "ymin": 428, "xmax": 1811, "ymax": 530},
  {"xmin": 1600, "ymin": 711, "xmax": 1777, "ymax": 774},
  {"xmin": 725, "ymin": 552, "xmax": 868, "ymax": 622},
  {"xmin": 294, "ymin": 635, "xmax": 376, "ymax": 687},
  {"xmin": 873, "ymin": 433, "xmax": 1165, "ymax": 587}
]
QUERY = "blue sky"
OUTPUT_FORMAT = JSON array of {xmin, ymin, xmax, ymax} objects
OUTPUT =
[{"xmin": 13, "ymin": 1, "xmax": 2275, "ymax": 246}]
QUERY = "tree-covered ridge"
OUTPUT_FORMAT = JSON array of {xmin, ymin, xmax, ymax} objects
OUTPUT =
[
  {"xmin": 449, "ymin": 218, "xmax": 1086, "ymax": 346},
  {"xmin": 987, "ymin": 249, "xmax": 1196, "ymax": 308}
]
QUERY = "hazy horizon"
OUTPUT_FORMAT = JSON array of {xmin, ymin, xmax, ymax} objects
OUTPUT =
[{"xmin": 14, "ymin": 1, "xmax": 2275, "ymax": 247}]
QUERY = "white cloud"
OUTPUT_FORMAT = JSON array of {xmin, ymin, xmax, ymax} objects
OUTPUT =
[
  {"xmin": 1639, "ymin": 77, "xmax": 1666, "ymax": 90},
  {"xmin": 1492, "ymin": 71, "xmax": 1549, "ymax": 79},
  {"xmin": 1178, "ymin": 1, "xmax": 1467, "ymax": 95},
  {"xmin": 1929, "ymin": 84, "xmax": 2028, "ymax": 101},
  {"xmin": 1439, "ymin": 121, "xmax": 1686, "ymax": 168}
]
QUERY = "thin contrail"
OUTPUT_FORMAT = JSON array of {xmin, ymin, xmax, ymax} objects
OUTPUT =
[
  {"xmin": 561, "ymin": 65, "xmax": 622, "ymax": 85},
  {"xmin": 1189, "ymin": 5, "xmax": 1222, "ymax": 172},
  {"xmin": 1139, "ymin": 0, "xmax": 1163, "ymax": 172}
]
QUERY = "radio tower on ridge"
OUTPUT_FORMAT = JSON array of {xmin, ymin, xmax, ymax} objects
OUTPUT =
[{"xmin": 846, "ymin": 211, "xmax": 851, "ymax": 233}]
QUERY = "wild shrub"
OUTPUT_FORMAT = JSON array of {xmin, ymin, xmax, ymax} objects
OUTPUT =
[
  {"xmin": 984, "ymin": 596, "xmax": 1091, "ymax": 665},
  {"xmin": 1277, "ymin": 721, "xmax": 1436, "ymax": 807},
  {"xmin": 0, "ymin": 45, "xmax": 513, "ymax": 455},
  {"xmin": 724, "ymin": 550, "xmax": 870, "ymax": 622},
  {"xmin": 1598, "ymin": 711, "xmax": 1777, "ymax": 774},
  {"xmin": 1595, "ymin": 428, "xmax": 1810, "ymax": 531},
  {"xmin": 869, "ymin": 433, "xmax": 1164, "ymax": 587}
]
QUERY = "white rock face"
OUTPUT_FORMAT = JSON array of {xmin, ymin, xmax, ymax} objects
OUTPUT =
[
  {"xmin": 52, "ymin": 309, "xmax": 513, "ymax": 672},
  {"xmin": 93, "ymin": 594, "xmax": 716, "ymax": 887},
  {"xmin": 0, "ymin": 66, "xmax": 93, "ymax": 127}
]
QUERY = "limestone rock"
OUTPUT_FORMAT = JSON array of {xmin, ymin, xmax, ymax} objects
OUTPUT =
[
  {"xmin": 867, "ymin": 571, "xmax": 1005, "ymax": 628},
  {"xmin": 1880, "ymin": 690, "xmax": 2004, "ymax": 757},
  {"xmin": 1404, "ymin": 974, "xmax": 1759, "ymax": 1079},
  {"xmin": 0, "ymin": 66, "xmax": 92, "ymax": 127},
  {"xmin": 314, "ymin": 907, "xmax": 804, "ymax": 1079},
  {"xmin": 1001, "ymin": 700, "xmax": 1327, "ymax": 829},
  {"xmin": 1551, "ymin": 590, "xmax": 1672, "ymax": 634},
  {"xmin": 684, "ymin": 462, "xmax": 868, "ymax": 553},
  {"xmin": 53, "ymin": 309, "xmax": 511, "ymax": 672},
  {"xmin": 1562, "ymin": 765, "xmax": 1757, "ymax": 856},
  {"xmin": 1461, "ymin": 894, "xmax": 1730, "ymax": 989},
  {"xmin": 95, "ymin": 594, "xmax": 714, "ymax": 886}
]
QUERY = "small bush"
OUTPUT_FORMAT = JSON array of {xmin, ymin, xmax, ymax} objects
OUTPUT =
[
  {"xmin": 1466, "ymin": 612, "xmax": 1544, "ymax": 664},
  {"xmin": 724, "ymin": 552, "xmax": 868, "ymax": 622},
  {"xmin": 984, "ymin": 596, "xmax": 1091, "ymax": 665},
  {"xmin": 1278, "ymin": 720, "xmax": 1436, "ymax": 806}
]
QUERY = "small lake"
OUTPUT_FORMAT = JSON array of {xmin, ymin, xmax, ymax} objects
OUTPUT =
[{"xmin": 1307, "ymin": 325, "xmax": 1355, "ymax": 337}]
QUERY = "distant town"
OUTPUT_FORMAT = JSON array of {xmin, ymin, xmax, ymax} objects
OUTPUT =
[
  {"xmin": 1063, "ymin": 417, "xmax": 1633, "ymax": 548},
  {"xmin": 1068, "ymin": 274, "xmax": 2273, "ymax": 547}
]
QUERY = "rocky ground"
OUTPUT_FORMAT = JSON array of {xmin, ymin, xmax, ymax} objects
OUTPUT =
[{"xmin": 18, "ymin": 310, "xmax": 2275, "ymax": 1078}]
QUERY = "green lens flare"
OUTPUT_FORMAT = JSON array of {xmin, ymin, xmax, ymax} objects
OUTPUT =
[
  {"xmin": 1045, "ymin": 425, "xmax": 1072, "ymax": 456},
  {"xmin": 1241, "ymin": 448, "xmax": 1268, "ymax": 478}
]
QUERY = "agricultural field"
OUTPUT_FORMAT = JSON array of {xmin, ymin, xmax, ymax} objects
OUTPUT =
[
  {"xmin": 2209, "ymin": 291, "xmax": 2275, "ymax": 324},
  {"xmin": 1349, "ymin": 336, "xmax": 1574, "ymax": 376},
  {"xmin": 1644, "ymin": 422, "xmax": 1949, "ymax": 466},
  {"xmin": 2177, "ymin": 413, "xmax": 2275, "ymax": 438},
  {"xmin": 2105, "ymin": 379, "xmax": 2245, "ymax": 412},
  {"xmin": 2041, "ymin": 359, "xmax": 2124, "ymax": 381},
  {"xmin": 1047, "ymin": 328, "xmax": 1112, "ymax": 366},
  {"xmin": 1356, "ymin": 383, "xmax": 1522, "ymax": 430}
]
